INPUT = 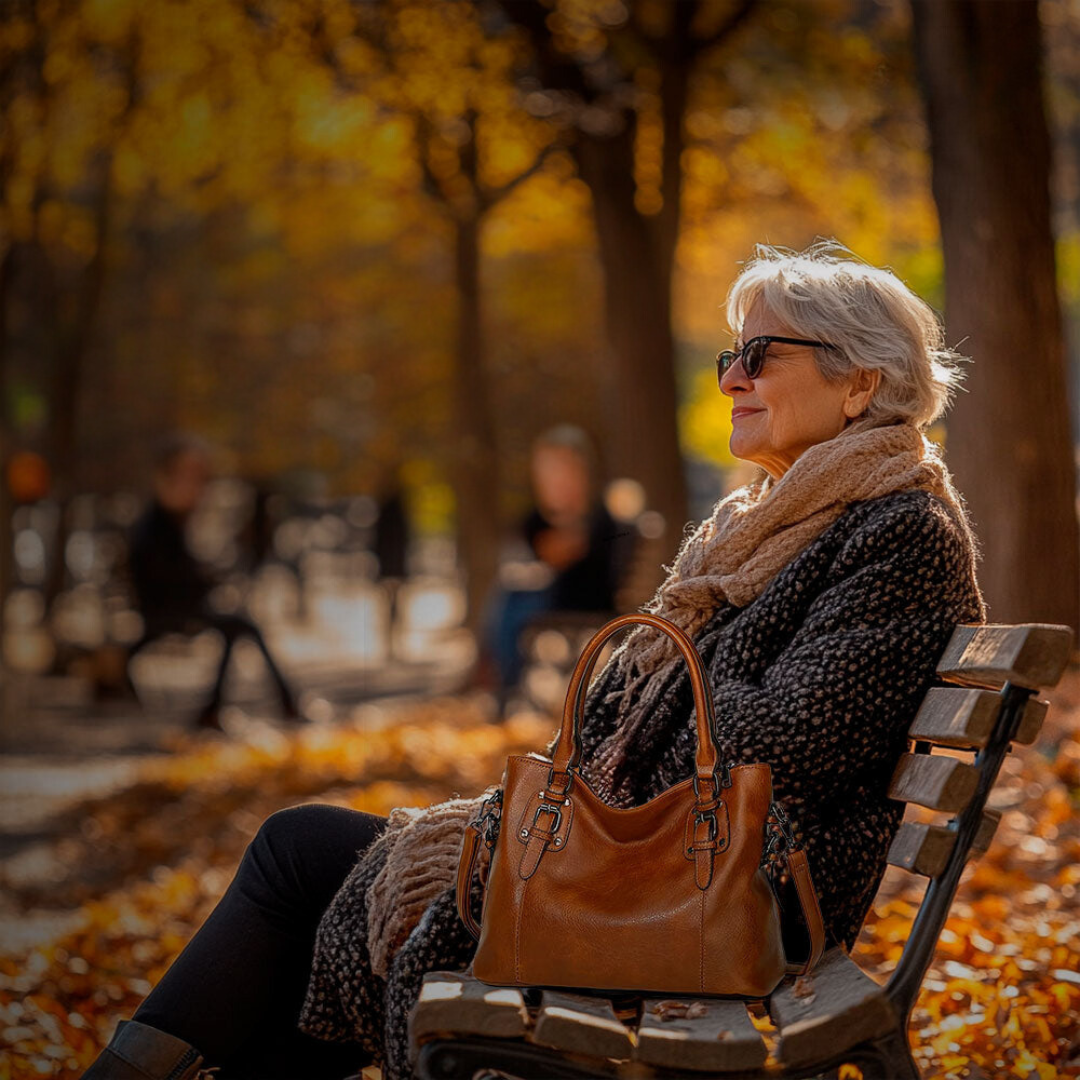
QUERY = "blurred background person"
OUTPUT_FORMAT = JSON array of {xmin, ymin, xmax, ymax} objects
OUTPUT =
[
  {"xmin": 475, "ymin": 424, "xmax": 633, "ymax": 715},
  {"xmin": 126, "ymin": 433, "xmax": 302, "ymax": 732},
  {"xmin": 372, "ymin": 467, "xmax": 411, "ymax": 660}
]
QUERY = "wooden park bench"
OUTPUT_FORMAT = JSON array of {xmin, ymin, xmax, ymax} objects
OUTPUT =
[{"xmin": 409, "ymin": 621, "xmax": 1075, "ymax": 1080}]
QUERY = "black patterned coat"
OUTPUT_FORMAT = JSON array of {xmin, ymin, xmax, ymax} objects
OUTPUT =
[{"xmin": 299, "ymin": 488, "xmax": 987, "ymax": 1079}]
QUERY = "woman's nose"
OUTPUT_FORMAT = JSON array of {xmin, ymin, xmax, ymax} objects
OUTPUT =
[{"xmin": 719, "ymin": 355, "xmax": 751, "ymax": 395}]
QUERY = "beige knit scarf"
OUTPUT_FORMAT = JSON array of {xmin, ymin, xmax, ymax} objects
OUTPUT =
[
  {"xmin": 365, "ymin": 796, "xmax": 497, "ymax": 976},
  {"xmin": 363, "ymin": 419, "xmax": 982, "ymax": 974}
]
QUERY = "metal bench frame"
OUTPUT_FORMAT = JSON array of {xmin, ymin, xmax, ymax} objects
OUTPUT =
[{"xmin": 410, "ymin": 622, "xmax": 1075, "ymax": 1080}]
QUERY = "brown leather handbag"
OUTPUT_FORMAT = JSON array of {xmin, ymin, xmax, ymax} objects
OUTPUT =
[{"xmin": 456, "ymin": 612, "xmax": 826, "ymax": 999}]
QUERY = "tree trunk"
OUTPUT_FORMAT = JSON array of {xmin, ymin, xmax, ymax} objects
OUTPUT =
[
  {"xmin": 450, "ymin": 213, "xmax": 501, "ymax": 639},
  {"xmin": 910, "ymin": 0, "xmax": 1079, "ymax": 630},
  {"xmin": 573, "ymin": 118, "xmax": 689, "ymax": 594},
  {"xmin": 489, "ymin": 1, "xmax": 730, "ymax": 603},
  {"xmin": 42, "ymin": 152, "xmax": 114, "ymax": 609}
]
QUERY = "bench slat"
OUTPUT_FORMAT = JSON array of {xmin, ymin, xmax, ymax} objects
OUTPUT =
[
  {"xmin": 936, "ymin": 624, "xmax": 1074, "ymax": 691},
  {"xmin": 908, "ymin": 687, "xmax": 1048, "ymax": 749},
  {"xmin": 888, "ymin": 753, "xmax": 979, "ymax": 812},
  {"xmin": 886, "ymin": 810, "xmax": 1002, "ymax": 876},
  {"xmin": 530, "ymin": 990, "xmax": 634, "ymax": 1060},
  {"xmin": 411, "ymin": 972, "xmax": 529, "ymax": 1044},
  {"xmin": 635, "ymin": 995, "xmax": 768, "ymax": 1071},
  {"xmin": 769, "ymin": 947, "xmax": 898, "ymax": 1068}
]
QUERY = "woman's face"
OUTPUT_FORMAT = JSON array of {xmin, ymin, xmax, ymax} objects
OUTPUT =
[{"xmin": 719, "ymin": 298, "xmax": 878, "ymax": 479}]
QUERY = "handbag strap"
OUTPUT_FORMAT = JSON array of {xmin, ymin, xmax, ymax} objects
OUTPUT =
[
  {"xmin": 769, "ymin": 800, "xmax": 826, "ymax": 976},
  {"xmin": 456, "ymin": 820, "xmax": 484, "ymax": 941},
  {"xmin": 457, "ymin": 789, "xmax": 502, "ymax": 941},
  {"xmin": 782, "ymin": 848, "xmax": 826, "ymax": 976},
  {"xmin": 552, "ymin": 613, "xmax": 731, "ymax": 800},
  {"xmin": 456, "ymin": 813, "xmax": 827, "ymax": 979}
]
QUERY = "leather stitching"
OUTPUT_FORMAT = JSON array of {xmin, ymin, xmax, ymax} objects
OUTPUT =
[
  {"xmin": 513, "ymin": 873, "xmax": 530, "ymax": 984},
  {"xmin": 699, "ymin": 886, "xmax": 706, "ymax": 993}
]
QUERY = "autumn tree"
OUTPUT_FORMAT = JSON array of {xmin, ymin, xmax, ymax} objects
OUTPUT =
[
  {"xmin": 2, "ymin": 0, "xmax": 607, "ymax": 654},
  {"xmin": 237, "ymin": 0, "xmax": 576, "ymax": 632},
  {"xmin": 353, "ymin": 0, "xmax": 565, "ymax": 633},
  {"xmin": 0, "ymin": 0, "xmax": 143, "ymax": 609},
  {"xmin": 911, "ymin": 0, "xmax": 1080, "ymax": 629},
  {"xmin": 490, "ymin": 0, "xmax": 759, "ymax": 579}
]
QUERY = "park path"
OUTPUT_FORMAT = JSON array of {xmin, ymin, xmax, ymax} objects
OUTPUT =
[{"xmin": 0, "ymin": 599, "xmax": 480, "ymax": 954}]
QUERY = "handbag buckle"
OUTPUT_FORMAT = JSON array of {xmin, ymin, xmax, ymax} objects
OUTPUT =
[
  {"xmin": 693, "ymin": 763, "xmax": 734, "ymax": 802},
  {"xmin": 530, "ymin": 802, "xmax": 563, "ymax": 835},
  {"xmin": 692, "ymin": 806, "xmax": 718, "ymax": 842}
]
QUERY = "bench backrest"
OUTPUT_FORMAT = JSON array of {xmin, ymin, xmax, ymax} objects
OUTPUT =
[{"xmin": 882, "ymin": 622, "xmax": 1075, "ymax": 1020}]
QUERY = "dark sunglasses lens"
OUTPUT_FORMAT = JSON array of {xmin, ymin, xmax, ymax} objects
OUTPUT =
[
  {"xmin": 717, "ymin": 342, "xmax": 767, "ymax": 381},
  {"xmin": 745, "ymin": 340, "xmax": 766, "ymax": 378}
]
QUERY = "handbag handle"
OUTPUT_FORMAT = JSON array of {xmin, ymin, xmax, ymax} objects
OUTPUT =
[{"xmin": 548, "ymin": 613, "xmax": 731, "ymax": 801}]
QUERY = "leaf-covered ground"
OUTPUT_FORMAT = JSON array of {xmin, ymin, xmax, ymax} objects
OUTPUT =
[{"xmin": 2, "ymin": 675, "xmax": 1079, "ymax": 1080}]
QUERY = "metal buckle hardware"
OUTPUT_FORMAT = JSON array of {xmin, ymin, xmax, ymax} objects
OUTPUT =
[
  {"xmin": 693, "ymin": 773, "xmax": 716, "ymax": 802},
  {"xmin": 692, "ymin": 806, "xmax": 718, "ymax": 842},
  {"xmin": 545, "ymin": 764, "xmax": 575, "ymax": 796},
  {"xmin": 769, "ymin": 800, "xmax": 800, "ymax": 853},
  {"xmin": 693, "ymin": 763, "xmax": 734, "ymax": 801},
  {"xmin": 530, "ymin": 802, "xmax": 562, "ymax": 835},
  {"xmin": 472, "ymin": 789, "xmax": 503, "ymax": 850}
]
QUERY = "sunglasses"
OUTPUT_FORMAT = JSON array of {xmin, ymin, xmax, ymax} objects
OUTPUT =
[{"xmin": 716, "ymin": 335, "xmax": 841, "ymax": 384}]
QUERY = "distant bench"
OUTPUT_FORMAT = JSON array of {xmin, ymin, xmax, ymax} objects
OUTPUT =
[
  {"xmin": 514, "ymin": 611, "xmax": 619, "ymax": 714},
  {"xmin": 409, "ymin": 621, "xmax": 1074, "ymax": 1080}
]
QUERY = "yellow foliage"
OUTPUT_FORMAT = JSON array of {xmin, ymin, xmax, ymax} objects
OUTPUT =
[{"xmin": 680, "ymin": 366, "xmax": 739, "ymax": 470}]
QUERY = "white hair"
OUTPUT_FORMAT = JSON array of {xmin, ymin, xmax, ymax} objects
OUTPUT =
[{"xmin": 724, "ymin": 239, "xmax": 971, "ymax": 433}]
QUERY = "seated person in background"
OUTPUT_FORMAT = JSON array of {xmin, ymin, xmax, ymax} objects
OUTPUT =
[
  {"xmin": 478, "ymin": 423, "xmax": 634, "ymax": 706},
  {"xmin": 126, "ymin": 433, "xmax": 302, "ymax": 731}
]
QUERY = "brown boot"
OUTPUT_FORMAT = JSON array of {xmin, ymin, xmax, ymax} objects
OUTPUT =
[{"xmin": 81, "ymin": 1019, "xmax": 206, "ymax": 1079}]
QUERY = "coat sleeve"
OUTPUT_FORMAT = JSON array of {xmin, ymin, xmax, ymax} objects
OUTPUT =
[{"xmin": 706, "ymin": 499, "xmax": 983, "ymax": 808}]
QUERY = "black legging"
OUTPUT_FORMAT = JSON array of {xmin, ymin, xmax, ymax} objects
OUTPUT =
[{"xmin": 133, "ymin": 804, "xmax": 387, "ymax": 1080}]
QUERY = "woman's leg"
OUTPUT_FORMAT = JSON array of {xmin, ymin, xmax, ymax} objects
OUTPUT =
[{"xmin": 132, "ymin": 804, "xmax": 387, "ymax": 1079}]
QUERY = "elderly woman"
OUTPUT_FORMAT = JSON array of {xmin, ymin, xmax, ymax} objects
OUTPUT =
[{"xmin": 83, "ymin": 240, "xmax": 986, "ymax": 1080}]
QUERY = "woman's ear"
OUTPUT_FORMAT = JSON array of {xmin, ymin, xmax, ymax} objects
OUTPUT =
[{"xmin": 844, "ymin": 368, "xmax": 881, "ymax": 418}]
